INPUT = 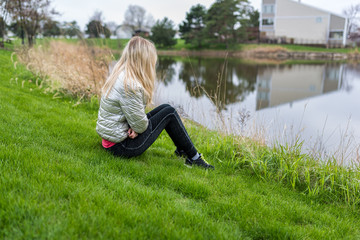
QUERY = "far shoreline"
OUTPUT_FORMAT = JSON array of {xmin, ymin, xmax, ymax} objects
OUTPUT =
[
  {"xmin": 27, "ymin": 38, "xmax": 360, "ymax": 62},
  {"xmin": 156, "ymin": 48, "xmax": 360, "ymax": 61}
]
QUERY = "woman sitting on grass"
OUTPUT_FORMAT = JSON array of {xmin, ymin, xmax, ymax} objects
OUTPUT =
[{"xmin": 96, "ymin": 36, "xmax": 214, "ymax": 169}]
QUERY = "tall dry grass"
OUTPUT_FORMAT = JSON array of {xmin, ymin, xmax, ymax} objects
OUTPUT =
[{"xmin": 16, "ymin": 41, "xmax": 113, "ymax": 99}]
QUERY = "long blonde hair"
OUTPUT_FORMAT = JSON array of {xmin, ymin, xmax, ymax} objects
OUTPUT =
[{"xmin": 102, "ymin": 36, "xmax": 157, "ymax": 104}]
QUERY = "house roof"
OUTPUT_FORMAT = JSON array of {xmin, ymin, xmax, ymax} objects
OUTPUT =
[{"xmin": 287, "ymin": 0, "xmax": 346, "ymax": 19}]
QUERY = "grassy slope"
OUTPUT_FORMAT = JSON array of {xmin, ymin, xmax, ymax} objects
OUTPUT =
[{"xmin": 0, "ymin": 49, "xmax": 359, "ymax": 239}]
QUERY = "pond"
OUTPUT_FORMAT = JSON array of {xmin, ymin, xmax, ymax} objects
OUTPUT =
[{"xmin": 154, "ymin": 56, "xmax": 360, "ymax": 164}]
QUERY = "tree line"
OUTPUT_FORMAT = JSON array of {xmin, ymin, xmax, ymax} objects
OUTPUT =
[
  {"xmin": 122, "ymin": 1, "xmax": 259, "ymax": 49},
  {"xmin": 2, "ymin": 0, "xmax": 360, "ymax": 48},
  {"xmin": 179, "ymin": 1, "xmax": 258, "ymax": 49},
  {"xmin": 0, "ymin": 0, "xmax": 260, "ymax": 48},
  {"xmin": 0, "ymin": 0, "xmax": 83, "ymax": 46}
]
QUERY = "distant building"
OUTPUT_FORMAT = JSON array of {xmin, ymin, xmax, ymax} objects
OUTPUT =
[
  {"xmin": 260, "ymin": 0, "xmax": 347, "ymax": 47},
  {"xmin": 133, "ymin": 29, "xmax": 150, "ymax": 37},
  {"xmin": 115, "ymin": 25, "xmax": 132, "ymax": 39},
  {"xmin": 115, "ymin": 26, "xmax": 150, "ymax": 39}
]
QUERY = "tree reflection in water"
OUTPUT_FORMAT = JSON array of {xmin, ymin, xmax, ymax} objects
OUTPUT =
[
  {"xmin": 157, "ymin": 56, "xmax": 258, "ymax": 111},
  {"xmin": 155, "ymin": 57, "xmax": 360, "ymax": 162},
  {"xmin": 156, "ymin": 57, "xmax": 176, "ymax": 86}
]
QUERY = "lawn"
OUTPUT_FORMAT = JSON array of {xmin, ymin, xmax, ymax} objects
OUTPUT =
[
  {"xmin": 1, "ymin": 48, "xmax": 360, "ymax": 239},
  {"xmin": 12, "ymin": 37, "xmax": 356, "ymax": 54}
]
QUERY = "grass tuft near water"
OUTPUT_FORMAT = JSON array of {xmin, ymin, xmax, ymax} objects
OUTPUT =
[
  {"xmin": 1, "ymin": 48, "xmax": 360, "ymax": 239},
  {"xmin": 229, "ymin": 140, "xmax": 360, "ymax": 207}
]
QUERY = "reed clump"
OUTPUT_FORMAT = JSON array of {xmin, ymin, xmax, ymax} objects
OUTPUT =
[
  {"xmin": 208, "ymin": 133, "xmax": 360, "ymax": 208},
  {"xmin": 16, "ymin": 40, "xmax": 112, "ymax": 99}
]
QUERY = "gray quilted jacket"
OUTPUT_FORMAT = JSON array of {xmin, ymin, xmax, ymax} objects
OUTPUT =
[{"xmin": 96, "ymin": 72, "xmax": 149, "ymax": 143}]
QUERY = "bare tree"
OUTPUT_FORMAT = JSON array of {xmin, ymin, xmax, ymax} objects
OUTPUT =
[
  {"xmin": 122, "ymin": 5, "xmax": 154, "ymax": 33},
  {"xmin": 90, "ymin": 10, "xmax": 104, "ymax": 23},
  {"xmin": 2, "ymin": 0, "xmax": 57, "ymax": 46},
  {"xmin": 343, "ymin": 4, "xmax": 360, "ymax": 37},
  {"xmin": 105, "ymin": 21, "xmax": 118, "ymax": 36},
  {"xmin": 0, "ymin": 0, "xmax": 9, "ymax": 41},
  {"xmin": 0, "ymin": 1, "xmax": 9, "ymax": 19}
]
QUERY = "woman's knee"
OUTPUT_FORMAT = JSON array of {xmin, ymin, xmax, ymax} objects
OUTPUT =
[
  {"xmin": 159, "ymin": 103, "xmax": 172, "ymax": 109},
  {"xmin": 156, "ymin": 104, "xmax": 176, "ymax": 115},
  {"xmin": 164, "ymin": 104, "xmax": 176, "ymax": 112}
]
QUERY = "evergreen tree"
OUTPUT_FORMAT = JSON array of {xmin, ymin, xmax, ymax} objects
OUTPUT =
[
  {"xmin": 150, "ymin": 17, "xmax": 176, "ymax": 48},
  {"xmin": 85, "ymin": 20, "xmax": 110, "ymax": 38},
  {"xmin": 241, "ymin": 7, "xmax": 259, "ymax": 41},
  {"xmin": 247, "ymin": 8, "xmax": 259, "ymax": 27},
  {"xmin": 205, "ymin": 0, "xmax": 249, "ymax": 48},
  {"xmin": 179, "ymin": 4, "xmax": 207, "ymax": 48}
]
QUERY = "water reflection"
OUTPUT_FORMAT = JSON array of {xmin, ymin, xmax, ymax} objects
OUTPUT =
[
  {"xmin": 155, "ymin": 56, "xmax": 360, "ymax": 163},
  {"xmin": 157, "ymin": 57, "xmax": 176, "ymax": 85},
  {"xmin": 256, "ymin": 64, "xmax": 344, "ymax": 110},
  {"xmin": 156, "ymin": 57, "xmax": 350, "ymax": 112},
  {"xmin": 158, "ymin": 57, "xmax": 257, "ymax": 110}
]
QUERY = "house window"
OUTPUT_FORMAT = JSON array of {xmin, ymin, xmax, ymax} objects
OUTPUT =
[
  {"xmin": 257, "ymin": 91, "xmax": 269, "ymax": 101},
  {"xmin": 263, "ymin": 4, "xmax": 275, "ymax": 14},
  {"xmin": 329, "ymin": 31, "xmax": 343, "ymax": 39},
  {"xmin": 325, "ymin": 68, "xmax": 340, "ymax": 80},
  {"xmin": 309, "ymin": 85, "xmax": 316, "ymax": 92},
  {"xmin": 262, "ymin": 18, "xmax": 274, "ymax": 26},
  {"xmin": 258, "ymin": 79, "xmax": 270, "ymax": 89}
]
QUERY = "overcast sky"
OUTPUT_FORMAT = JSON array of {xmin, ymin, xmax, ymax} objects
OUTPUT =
[{"xmin": 51, "ymin": 0, "xmax": 359, "ymax": 30}]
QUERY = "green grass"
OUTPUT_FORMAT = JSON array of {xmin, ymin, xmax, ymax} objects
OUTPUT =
[
  {"xmin": 0, "ymin": 38, "xmax": 16, "ymax": 51},
  {"xmin": 97, "ymin": 38, "xmax": 357, "ymax": 53},
  {"xmin": 20, "ymin": 37, "xmax": 358, "ymax": 54},
  {"xmin": 170, "ymin": 38, "xmax": 193, "ymax": 50},
  {"xmin": 1, "ymin": 48, "xmax": 360, "ymax": 239}
]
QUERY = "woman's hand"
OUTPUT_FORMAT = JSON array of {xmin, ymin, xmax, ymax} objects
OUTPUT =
[{"xmin": 127, "ymin": 128, "xmax": 138, "ymax": 139}]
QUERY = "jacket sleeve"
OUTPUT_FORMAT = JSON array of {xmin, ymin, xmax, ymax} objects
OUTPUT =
[{"xmin": 119, "ymin": 88, "xmax": 149, "ymax": 134}]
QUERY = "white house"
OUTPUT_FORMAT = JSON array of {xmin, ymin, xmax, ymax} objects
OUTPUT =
[
  {"xmin": 115, "ymin": 25, "xmax": 132, "ymax": 39},
  {"xmin": 260, "ymin": 0, "xmax": 347, "ymax": 46}
]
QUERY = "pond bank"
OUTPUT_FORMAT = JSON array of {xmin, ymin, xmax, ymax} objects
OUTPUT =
[
  {"xmin": 2, "ymin": 48, "xmax": 360, "ymax": 239},
  {"xmin": 157, "ymin": 49, "xmax": 360, "ymax": 61}
]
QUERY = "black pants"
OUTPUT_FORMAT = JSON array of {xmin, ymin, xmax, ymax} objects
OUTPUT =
[{"xmin": 107, "ymin": 104, "xmax": 198, "ymax": 158}]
